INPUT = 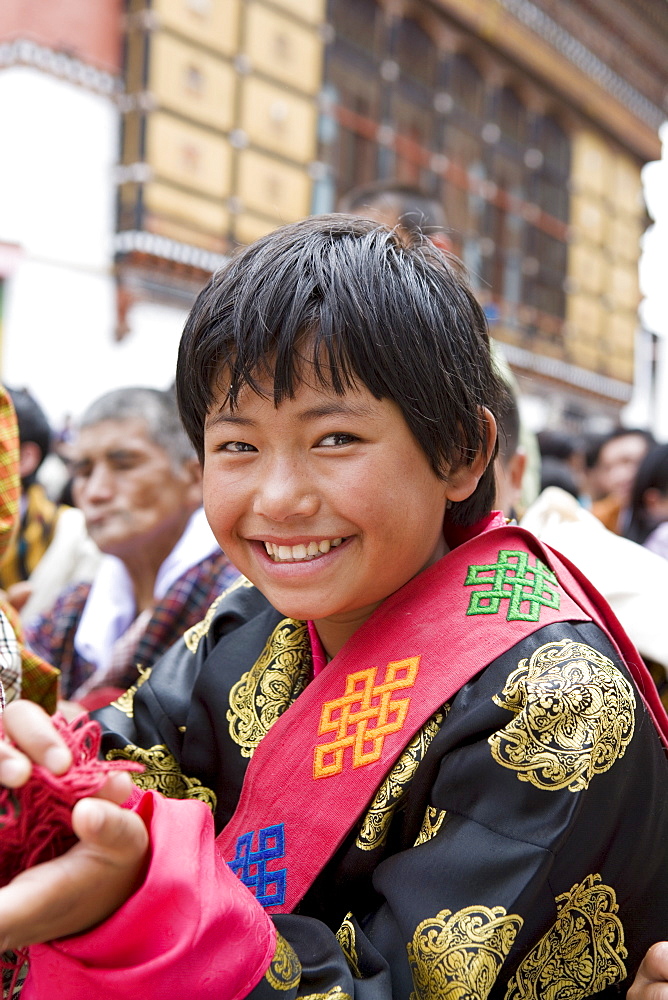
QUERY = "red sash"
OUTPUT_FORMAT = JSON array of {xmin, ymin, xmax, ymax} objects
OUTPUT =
[{"xmin": 216, "ymin": 518, "xmax": 668, "ymax": 913}]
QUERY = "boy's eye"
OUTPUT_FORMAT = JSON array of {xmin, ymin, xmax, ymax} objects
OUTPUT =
[
  {"xmin": 317, "ymin": 432, "xmax": 358, "ymax": 447},
  {"xmin": 221, "ymin": 440, "xmax": 257, "ymax": 453}
]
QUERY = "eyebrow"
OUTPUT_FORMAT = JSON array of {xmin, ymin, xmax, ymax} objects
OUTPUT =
[
  {"xmin": 205, "ymin": 400, "xmax": 376, "ymax": 430},
  {"xmin": 71, "ymin": 448, "xmax": 142, "ymax": 467}
]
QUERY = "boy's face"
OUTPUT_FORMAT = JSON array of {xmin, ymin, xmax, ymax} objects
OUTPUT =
[{"xmin": 202, "ymin": 376, "xmax": 478, "ymax": 655}]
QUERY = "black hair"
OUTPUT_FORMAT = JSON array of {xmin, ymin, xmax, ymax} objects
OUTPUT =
[
  {"xmin": 537, "ymin": 429, "xmax": 581, "ymax": 463},
  {"xmin": 176, "ymin": 214, "xmax": 507, "ymax": 526},
  {"xmin": 7, "ymin": 386, "xmax": 52, "ymax": 484},
  {"xmin": 625, "ymin": 443, "xmax": 668, "ymax": 545},
  {"xmin": 539, "ymin": 457, "xmax": 580, "ymax": 499}
]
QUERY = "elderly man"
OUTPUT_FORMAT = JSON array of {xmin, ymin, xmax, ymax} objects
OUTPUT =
[
  {"xmin": 25, "ymin": 386, "xmax": 239, "ymax": 709},
  {"xmin": 0, "ymin": 386, "xmax": 100, "ymax": 626}
]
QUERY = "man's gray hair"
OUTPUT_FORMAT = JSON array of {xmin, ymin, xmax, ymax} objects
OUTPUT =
[{"xmin": 79, "ymin": 386, "xmax": 196, "ymax": 466}]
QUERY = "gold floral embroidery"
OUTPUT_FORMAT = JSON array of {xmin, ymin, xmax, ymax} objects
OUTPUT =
[
  {"xmin": 183, "ymin": 576, "xmax": 254, "ymax": 654},
  {"xmin": 106, "ymin": 743, "xmax": 217, "ymax": 810},
  {"xmin": 302, "ymin": 990, "xmax": 352, "ymax": 1000},
  {"xmin": 504, "ymin": 874, "xmax": 627, "ymax": 1000},
  {"xmin": 489, "ymin": 639, "xmax": 635, "ymax": 792},
  {"xmin": 356, "ymin": 710, "xmax": 445, "ymax": 851},
  {"xmin": 414, "ymin": 806, "xmax": 447, "ymax": 846},
  {"xmin": 336, "ymin": 912, "xmax": 362, "ymax": 978},
  {"xmin": 408, "ymin": 904, "xmax": 523, "ymax": 1000},
  {"xmin": 264, "ymin": 933, "xmax": 302, "ymax": 990},
  {"xmin": 110, "ymin": 664, "xmax": 152, "ymax": 719},
  {"xmin": 227, "ymin": 618, "xmax": 312, "ymax": 758}
]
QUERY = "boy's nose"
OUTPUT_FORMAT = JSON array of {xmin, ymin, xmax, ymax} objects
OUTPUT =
[{"xmin": 252, "ymin": 462, "xmax": 320, "ymax": 521}]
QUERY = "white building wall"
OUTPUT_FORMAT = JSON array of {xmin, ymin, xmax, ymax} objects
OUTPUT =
[
  {"xmin": 625, "ymin": 121, "xmax": 668, "ymax": 440},
  {"xmin": 0, "ymin": 64, "xmax": 187, "ymax": 429}
]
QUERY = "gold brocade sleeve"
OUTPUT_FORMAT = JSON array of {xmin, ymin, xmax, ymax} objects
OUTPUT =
[
  {"xmin": 407, "ymin": 904, "xmax": 524, "ymax": 1000},
  {"xmin": 356, "ymin": 710, "xmax": 446, "ymax": 851},
  {"xmin": 264, "ymin": 934, "xmax": 302, "ymax": 991},
  {"xmin": 227, "ymin": 619, "xmax": 312, "ymax": 758},
  {"xmin": 489, "ymin": 639, "xmax": 635, "ymax": 791},
  {"xmin": 504, "ymin": 875, "xmax": 627, "ymax": 1000},
  {"xmin": 106, "ymin": 743, "xmax": 217, "ymax": 810}
]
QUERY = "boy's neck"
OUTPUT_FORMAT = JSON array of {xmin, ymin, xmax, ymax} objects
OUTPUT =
[
  {"xmin": 311, "ymin": 603, "xmax": 385, "ymax": 660},
  {"xmin": 311, "ymin": 535, "xmax": 452, "ymax": 659}
]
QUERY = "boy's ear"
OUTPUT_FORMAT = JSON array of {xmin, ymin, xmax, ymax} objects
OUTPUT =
[
  {"xmin": 445, "ymin": 407, "xmax": 497, "ymax": 503},
  {"xmin": 182, "ymin": 457, "xmax": 204, "ymax": 507}
]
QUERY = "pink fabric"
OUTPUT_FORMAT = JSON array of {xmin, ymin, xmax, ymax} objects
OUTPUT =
[
  {"xmin": 24, "ymin": 791, "xmax": 275, "ymax": 1000},
  {"xmin": 307, "ymin": 619, "xmax": 328, "ymax": 677}
]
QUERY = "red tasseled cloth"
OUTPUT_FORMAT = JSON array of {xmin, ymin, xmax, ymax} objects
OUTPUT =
[{"xmin": 0, "ymin": 712, "xmax": 144, "ymax": 887}]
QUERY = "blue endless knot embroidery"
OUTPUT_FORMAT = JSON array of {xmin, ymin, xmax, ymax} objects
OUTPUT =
[
  {"xmin": 228, "ymin": 823, "xmax": 287, "ymax": 907},
  {"xmin": 464, "ymin": 549, "xmax": 560, "ymax": 622}
]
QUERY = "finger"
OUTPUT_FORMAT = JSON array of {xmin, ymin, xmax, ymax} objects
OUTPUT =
[
  {"xmin": 72, "ymin": 796, "xmax": 149, "ymax": 861},
  {"xmin": 0, "ymin": 742, "xmax": 32, "ymax": 788},
  {"xmin": 628, "ymin": 979, "xmax": 668, "ymax": 1000},
  {"xmin": 92, "ymin": 769, "xmax": 137, "ymax": 806},
  {"xmin": 1, "ymin": 700, "xmax": 72, "ymax": 775},
  {"xmin": 632, "ymin": 942, "xmax": 668, "ymax": 989},
  {"xmin": 0, "ymin": 800, "xmax": 149, "ymax": 950}
]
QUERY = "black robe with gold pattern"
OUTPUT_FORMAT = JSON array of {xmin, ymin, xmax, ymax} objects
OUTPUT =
[{"xmin": 95, "ymin": 577, "xmax": 668, "ymax": 1000}]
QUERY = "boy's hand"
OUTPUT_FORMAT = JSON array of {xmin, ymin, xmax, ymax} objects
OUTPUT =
[
  {"xmin": 0, "ymin": 700, "xmax": 149, "ymax": 950},
  {"xmin": 628, "ymin": 944, "xmax": 668, "ymax": 1000}
]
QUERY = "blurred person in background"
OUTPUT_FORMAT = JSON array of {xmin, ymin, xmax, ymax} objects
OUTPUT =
[
  {"xmin": 0, "ymin": 385, "xmax": 59, "ymax": 711},
  {"xmin": 0, "ymin": 386, "xmax": 100, "ymax": 626},
  {"xmin": 25, "ymin": 386, "xmax": 239, "ymax": 712},
  {"xmin": 536, "ymin": 429, "xmax": 584, "ymax": 500},
  {"xmin": 585, "ymin": 426, "xmax": 655, "ymax": 535},
  {"xmin": 338, "ymin": 178, "xmax": 453, "ymax": 252},
  {"xmin": 490, "ymin": 377, "xmax": 668, "ymax": 691},
  {"xmin": 493, "ymin": 378, "xmax": 526, "ymax": 519},
  {"xmin": 625, "ymin": 443, "xmax": 668, "ymax": 561},
  {"xmin": 537, "ymin": 455, "xmax": 580, "ymax": 499},
  {"xmin": 0, "ymin": 385, "xmax": 23, "ymax": 711},
  {"xmin": 500, "ymin": 407, "xmax": 668, "ymax": 694}
]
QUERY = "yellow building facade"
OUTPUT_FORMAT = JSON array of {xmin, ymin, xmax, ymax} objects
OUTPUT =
[
  {"xmin": 116, "ymin": 0, "xmax": 667, "ymax": 429},
  {"xmin": 119, "ymin": 0, "xmax": 324, "ymax": 253}
]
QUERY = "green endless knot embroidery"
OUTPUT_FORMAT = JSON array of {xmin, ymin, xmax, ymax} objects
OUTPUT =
[{"xmin": 464, "ymin": 550, "xmax": 560, "ymax": 622}]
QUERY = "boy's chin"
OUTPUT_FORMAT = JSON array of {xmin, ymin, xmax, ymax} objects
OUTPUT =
[{"xmin": 270, "ymin": 599, "xmax": 330, "ymax": 621}]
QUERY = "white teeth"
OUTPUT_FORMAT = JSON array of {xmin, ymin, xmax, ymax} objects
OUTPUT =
[{"xmin": 263, "ymin": 538, "xmax": 344, "ymax": 562}]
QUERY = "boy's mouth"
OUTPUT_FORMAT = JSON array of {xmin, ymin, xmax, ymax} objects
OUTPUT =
[{"xmin": 264, "ymin": 537, "xmax": 345, "ymax": 562}]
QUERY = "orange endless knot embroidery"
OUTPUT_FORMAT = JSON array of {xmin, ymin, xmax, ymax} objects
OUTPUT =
[{"xmin": 313, "ymin": 656, "xmax": 421, "ymax": 779}]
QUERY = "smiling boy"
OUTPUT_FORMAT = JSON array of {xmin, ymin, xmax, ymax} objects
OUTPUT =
[{"xmin": 1, "ymin": 215, "xmax": 668, "ymax": 999}]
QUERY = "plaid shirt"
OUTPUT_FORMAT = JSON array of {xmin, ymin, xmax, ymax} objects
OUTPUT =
[
  {"xmin": 0, "ymin": 607, "xmax": 21, "ymax": 708},
  {"xmin": 26, "ymin": 549, "xmax": 239, "ymax": 699}
]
